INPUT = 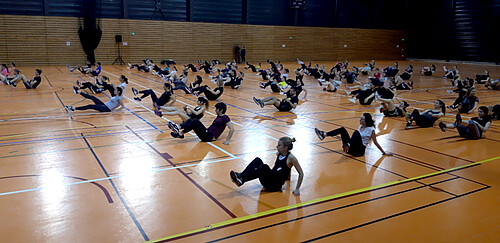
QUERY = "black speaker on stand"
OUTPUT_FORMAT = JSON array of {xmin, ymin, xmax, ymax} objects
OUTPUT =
[{"xmin": 113, "ymin": 34, "xmax": 125, "ymax": 65}]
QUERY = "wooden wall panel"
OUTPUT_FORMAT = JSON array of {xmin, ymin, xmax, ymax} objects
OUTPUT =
[
  {"xmin": 45, "ymin": 17, "xmax": 84, "ymax": 65},
  {"xmin": 0, "ymin": 15, "xmax": 406, "ymax": 66}
]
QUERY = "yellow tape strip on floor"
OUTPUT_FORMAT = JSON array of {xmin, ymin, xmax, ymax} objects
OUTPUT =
[{"xmin": 148, "ymin": 155, "xmax": 500, "ymax": 242}]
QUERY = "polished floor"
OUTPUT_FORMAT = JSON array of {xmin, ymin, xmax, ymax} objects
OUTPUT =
[{"xmin": 0, "ymin": 60, "xmax": 499, "ymax": 242}]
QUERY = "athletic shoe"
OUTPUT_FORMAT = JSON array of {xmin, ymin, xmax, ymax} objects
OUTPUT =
[
  {"xmin": 154, "ymin": 110, "xmax": 162, "ymax": 117},
  {"xmin": 455, "ymin": 114, "xmax": 462, "ymax": 125},
  {"xmin": 259, "ymin": 83, "xmax": 265, "ymax": 89},
  {"xmin": 153, "ymin": 102, "xmax": 161, "ymax": 111},
  {"xmin": 65, "ymin": 106, "xmax": 74, "ymax": 119},
  {"xmin": 72, "ymin": 86, "xmax": 79, "ymax": 94},
  {"xmin": 348, "ymin": 98, "xmax": 357, "ymax": 104},
  {"xmin": 317, "ymin": 79, "xmax": 323, "ymax": 86},
  {"xmin": 342, "ymin": 144, "xmax": 350, "ymax": 153},
  {"xmin": 168, "ymin": 121, "xmax": 180, "ymax": 134},
  {"xmin": 132, "ymin": 87, "xmax": 138, "ymax": 96},
  {"xmin": 259, "ymin": 100, "xmax": 264, "ymax": 108},
  {"xmin": 230, "ymin": 171, "xmax": 243, "ymax": 187},
  {"xmin": 405, "ymin": 122, "xmax": 413, "ymax": 130},
  {"xmin": 134, "ymin": 97, "xmax": 142, "ymax": 101},
  {"xmin": 253, "ymin": 97, "xmax": 260, "ymax": 106},
  {"xmin": 76, "ymin": 80, "xmax": 82, "ymax": 87},
  {"xmin": 170, "ymin": 132, "xmax": 184, "ymax": 139},
  {"xmin": 344, "ymin": 90, "xmax": 350, "ymax": 96},
  {"xmin": 314, "ymin": 128, "xmax": 325, "ymax": 141},
  {"xmin": 439, "ymin": 122, "xmax": 447, "ymax": 132}
]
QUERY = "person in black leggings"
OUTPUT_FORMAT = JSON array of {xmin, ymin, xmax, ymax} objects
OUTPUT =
[
  {"xmin": 253, "ymin": 88, "xmax": 299, "ymax": 111},
  {"xmin": 405, "ymin": 100, "xmax": 445, "ymax": 129},
  {"xmin": 65, "ymin": 86, "xmax": 125, "ymax": 118},
  {"xmin": 314, "ymin": 113, "xmax": 391, "ymax": 157},
  {"xmin": 439, "ymin": 106, "xmax": 492, "ymax": 140},
  {"xmin": 167, "ymin": 102, "xmax": 234, "ymax": 145},
  {"xmin": 131, "ymin": 82, "xmax": 176, "ymax": 109},
  {"xmin": 193, "ymin": 79, "xmax": 224, "ymax": 100},
  {"xmin": 22, "ymin": 69, "xmax": 43, "ymax": 89},
  {"xmin": 229, "ymin": 137, "xmax": 304, "ymax": 196}
]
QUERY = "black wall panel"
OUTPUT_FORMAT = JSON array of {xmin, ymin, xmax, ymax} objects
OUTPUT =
[
  {"xmin": 191, "ymin": 0, "xmax": 241, "ymax": 24},
  {"xmin": 0, "ymin": 0, "xmax": 44, "ymax": 16},
  {"xmin": 127, "ymin": 0, "xmax": 187, "ymax": 21},
  {"xmin": 300, "ymin": 0, "xmax": 335, "ymax": 27},
  {"xmin": 248, "ymin": 0, "xmax": 291, "ymax": 26},
  {"xmin": 99, "ymin": 0, "xmax": 122, "ymax": 19},
  {"xmin": 0, "ymin": 0, "xmax": 496, "ymax": 62},
  {"xmin": 46, "ymin": 0, "xmax": 81, "ymax": 17}
]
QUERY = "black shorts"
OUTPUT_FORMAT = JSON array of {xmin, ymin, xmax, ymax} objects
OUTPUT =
[{"xmin": 277, "ymin": 102, "xmax": 292, "ymax": 111}]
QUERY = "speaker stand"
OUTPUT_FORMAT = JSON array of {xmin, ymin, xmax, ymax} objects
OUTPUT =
[{"xmin": 113, "ymin": 43, "xmax": 125, "ymax": 65}]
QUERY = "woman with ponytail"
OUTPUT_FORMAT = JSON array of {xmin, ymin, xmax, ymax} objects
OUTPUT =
[
  {"xmin": 315, "ymin": 113, "xmax": 392, "ymax": 157},
  {"xmin": 230, "ymin": 137, "xmax": 304, "ymax": 196}
]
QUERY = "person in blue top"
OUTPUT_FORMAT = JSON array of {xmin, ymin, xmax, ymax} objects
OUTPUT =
[
  {"xmin": 230, "ymin": 137, "xmax": 304, "ymax": 196},
  {"xmin": 90, "ymin": 62, "xmax": 102, "ymax": 77},
  {"xmin": 405, "ymin": 100, "xmax": 445, "ymax": 129}
]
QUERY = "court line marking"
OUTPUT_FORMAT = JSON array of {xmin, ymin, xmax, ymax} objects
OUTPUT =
[
  {"xmin": 0, "ymin": 150, "xmax": 277, "ymax": 197},
  {"xmin": 148, "ymin": 155, "xmax": 500, "ymax": 242},
  {"xmin": 81, "ymin": 133, "xmax": 150, "ymax": 241},
  {"xmin": 102, "ymin": 70, "xmax": 240, "ymax": 157}
]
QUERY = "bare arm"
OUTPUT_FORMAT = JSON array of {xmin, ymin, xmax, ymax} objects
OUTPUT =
[
  {"xmin": 166, "ymin": 94, "xmax": 176, "ymax": 106},
  {"xmin": 371, "ymin": 130, "xmax": 391, "ymax": 155},
  {"xmin": 206, "ymin": 87, "xmax": 221, "ymax": 95},
  {"xmin": 223, "ymin": 121, "xmax": 234, "ymax": 145},
  {"xmin": 476, "ymin": 121, "xmax": 491, "ymax": 132},
  {"xmin": 468, "ymin": 101, "xmax": 479, "ymax": 114},
  {"xmin": 114, "ymin": 98, "xmax": 125, "ymax": 112},
  {"xmin": 289, "ymin": 154, "xmax": 304, "ymax": 196}
]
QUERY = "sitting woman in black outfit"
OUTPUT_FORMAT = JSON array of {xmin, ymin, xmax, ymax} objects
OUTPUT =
[
  {"xmin": 155, "ymin": 97, "xmax": 208, "ymax": 122},
  {"xmin": 439, "ymin": 106, "xmax": 491, "ymax": 140},
  {"xmin": 405, "ymin": 100, "xmax": 445, "ymax": 129},
  {"xmin": 253, "ymin": 88, "xmax": 299, "ymax": 111},
  {"xmin": 230, "ymin": 136, "xmax": 304, "ymax": 196},
  {"xmin": 132, "ymin": 82, "xmax": 176, "ymax": 109},
  {"xmin": 193, "ymin": 78, "xmax": 224, "ymax": 100}
]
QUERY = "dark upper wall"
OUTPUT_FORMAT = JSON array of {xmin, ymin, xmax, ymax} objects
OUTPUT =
[
  {"xmin": 0, "ymin": 0, "xmax": 407, "ymax": 29},
  {"xmin": 0, "ymin": 0, "xmax": 497, "ymax": 62}
]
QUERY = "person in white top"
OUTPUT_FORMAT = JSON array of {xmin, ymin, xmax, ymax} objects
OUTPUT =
[
  {"xmin": 65, "ymin": 86, "xmax": 125, "ymax": 119},
  {"xmin": 314, "ymin": 113, "xmax": 392, "ymax": 157}
]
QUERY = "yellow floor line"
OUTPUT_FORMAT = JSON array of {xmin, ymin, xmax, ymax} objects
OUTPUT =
[{"xmin": 148, "ymin": 155, "xmax": 500, "ymax": 242}]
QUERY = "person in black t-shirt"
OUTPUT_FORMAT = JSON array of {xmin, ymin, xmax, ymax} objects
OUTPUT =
[
  {"xmin": 131, "ymin": 83, "xmax": 176, "ymax": 108},
  {"xmin": 253, "ymin": 88, "xmax": 299, "ymax": 112},
  {"xmin": 193, "ymin": 78, "xmax": 224, "ymax": 100},
  {"xmin": 439, "ymin": 106, "xmax": 491, "ymax": 140},
  {"xmin": 23, "ymin": 69, "xmax": 43, "ymax": 89}
]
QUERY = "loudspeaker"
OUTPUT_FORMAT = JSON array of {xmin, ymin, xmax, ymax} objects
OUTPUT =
[
  {"xmin": 290, "ymin": 0, "xmax": 306, "ymax": 9},
  {"xmin": 115, "ymin": 35, "xmax": 123, "ymax": 43}
]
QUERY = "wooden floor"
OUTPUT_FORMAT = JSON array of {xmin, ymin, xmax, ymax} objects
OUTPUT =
[{"xmin": 0, "ymin": 60, "xmax": 499, "ymax": 242}]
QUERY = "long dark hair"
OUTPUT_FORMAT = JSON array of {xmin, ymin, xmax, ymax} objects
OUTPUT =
[
  {"xmin": 436, "ymin": 100, "xmax": 446, "ymax": 114},
  {"xmin": 198, "ymin": 97, "xmax": 209, "ymax": 109},
  {"xmin": 363, "ymin": 113, "xmax": 375, "ymax": 127}
]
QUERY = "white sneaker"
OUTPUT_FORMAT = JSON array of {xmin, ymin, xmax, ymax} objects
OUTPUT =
[{"xmin": 348, "ymin": 98, "xmax": 357, "ymax": 104}]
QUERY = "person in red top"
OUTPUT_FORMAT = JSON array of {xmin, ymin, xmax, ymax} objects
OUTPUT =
[{"xmin": 168, "ymin": 102, "xmax": 234, "ymax": 145}]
